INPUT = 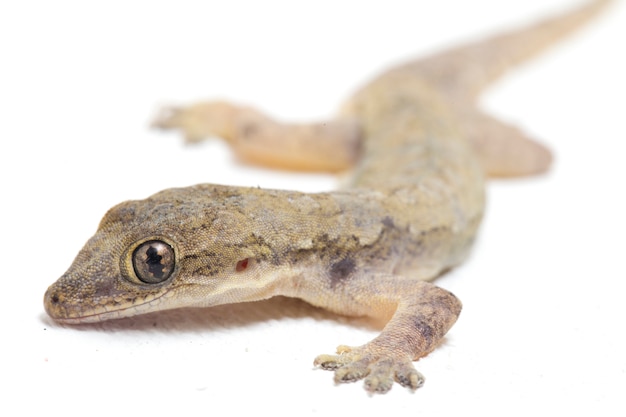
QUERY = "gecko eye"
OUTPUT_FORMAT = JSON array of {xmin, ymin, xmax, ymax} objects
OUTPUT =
[{"xmin": 132, "ymin": 240, "xmax": 175, "ymax": 284}]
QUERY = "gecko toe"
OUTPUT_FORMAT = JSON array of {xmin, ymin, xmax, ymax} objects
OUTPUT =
[
  {"xmin": 333, "ymin": 358, "xmax": 370, "ymax": 383},
  {"xmin": 364, "ymin": 360, "xmax": 395, "ymax": 393},
  {"xmin": 313, "ymin": 345, "xmax": 359, "ymax": 370},
  {"xmin": 313, "ymin": 353, "xmax": 347, "ymax": 370},
  {"xmin": 395, "ymin": 363, "xmax": 425, "ymax": 390}
]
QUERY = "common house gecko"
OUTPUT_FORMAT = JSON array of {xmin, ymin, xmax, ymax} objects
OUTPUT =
[{"xmin": 43, "ymin": 0, "xmax": 611, "ymax": 393}]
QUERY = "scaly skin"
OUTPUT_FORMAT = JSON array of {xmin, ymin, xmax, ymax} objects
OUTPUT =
[{"xmin": 44, "ymin": 0, "xmax": 611, "ymax": 393}]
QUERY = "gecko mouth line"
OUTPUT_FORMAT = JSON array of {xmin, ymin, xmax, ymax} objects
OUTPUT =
[{"xmin": 44, "ymin": 287, "xmax": 171, "ymax": 324}]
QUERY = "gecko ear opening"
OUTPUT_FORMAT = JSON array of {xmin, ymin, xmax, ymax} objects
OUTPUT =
[
  {"xmin": 132, "ymin": 240, "xmax": 175, "ymax": 284},
  {"xmin": 235, "ymin": 258, "xmax": 250, "ymax": 272}
]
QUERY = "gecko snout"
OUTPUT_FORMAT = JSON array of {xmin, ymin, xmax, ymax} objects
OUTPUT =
[{"xmin": 43, "ymin": 284, "xmax": 64, "ymax": 320}]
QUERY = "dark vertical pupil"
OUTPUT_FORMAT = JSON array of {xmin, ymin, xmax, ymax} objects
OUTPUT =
[
  {"xmin": 132, "ymin": 240, "xmax": 174, "ymax": 284},
  {"xmin": 146, "ymin": 246, "xmax": 165, "ymax": 278}
]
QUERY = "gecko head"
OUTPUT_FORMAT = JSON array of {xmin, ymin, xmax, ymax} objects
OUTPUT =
[{"xmin": 44, "ymin": 184, "xmax": 281, "ymax": 324}]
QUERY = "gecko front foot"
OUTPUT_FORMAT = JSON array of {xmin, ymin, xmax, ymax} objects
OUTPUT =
[
  {"xmin": 314, "ymin": 345, "xmax": 424, "ymax": 393},
  {"xmin": 152, "ymin": 100, "xmax": 359, "ymax": 171}
]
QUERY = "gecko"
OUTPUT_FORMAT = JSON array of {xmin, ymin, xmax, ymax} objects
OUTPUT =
[{"xmin": 43, "ymin": 0, "xmax": 610, "ymax": 393}]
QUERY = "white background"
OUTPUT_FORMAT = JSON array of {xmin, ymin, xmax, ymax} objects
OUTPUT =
[{"xmin": 1, "ymin": 0, "xmax": 625, "ymax": 415}]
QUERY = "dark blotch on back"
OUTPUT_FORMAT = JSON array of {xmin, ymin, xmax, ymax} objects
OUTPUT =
[
  {"xmin": 382, "ymin": 216, "xmax": 395, "ymax": 229},
  {"xmin": 329, "ymin": 258, "xmax": 356, "ymax": 288}
]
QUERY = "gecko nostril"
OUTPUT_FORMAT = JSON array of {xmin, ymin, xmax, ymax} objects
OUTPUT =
[
  {"xmin": 44, "ymin": 287, "xmax": 63, "ymax": 317},
  {"xmin": 45, "ymin": 287, "xmax": 61, "ymax": 305}
]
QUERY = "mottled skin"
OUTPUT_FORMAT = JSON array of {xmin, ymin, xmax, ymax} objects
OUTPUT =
[{"xmin": 44, "ymin": 0, "xmax": 610, "ymax": 393}]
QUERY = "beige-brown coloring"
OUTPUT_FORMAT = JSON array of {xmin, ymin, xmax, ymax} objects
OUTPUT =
[{"xmin": 45, "ymin": 0, "xmax": 612, "ymax": 394}]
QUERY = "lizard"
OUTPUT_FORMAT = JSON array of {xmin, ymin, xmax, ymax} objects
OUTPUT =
[{"xmin": 43, "ymin": 0, "xmax": 611, "ymax": 393}]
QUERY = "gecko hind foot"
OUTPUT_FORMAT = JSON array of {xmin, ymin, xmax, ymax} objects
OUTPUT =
[{"xmin": 314, "ymin": 345, "xmax": 425, "ymax": 393}]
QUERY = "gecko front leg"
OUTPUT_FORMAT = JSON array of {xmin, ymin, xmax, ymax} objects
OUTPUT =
[
  {"xmin": 311, "ymin": 276, "xmax": 462, "ymax": 393},
  {"xmin": 152, "ymin": 101, "xmax": 361, "ymax": 172}
]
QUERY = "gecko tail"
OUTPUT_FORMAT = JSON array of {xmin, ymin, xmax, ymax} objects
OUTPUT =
[
  {"xmin": 410, "ymin": 0, "xmax": 613, "ymax": 100},
  {"xmin": 404, "ymin": 0, "xmax": 611, "ymax": 178}
]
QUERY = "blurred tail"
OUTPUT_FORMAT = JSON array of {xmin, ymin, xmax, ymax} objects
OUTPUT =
[
  {"xmin": 409, "ymin": 0, "xmax": 612, "ymax": 177},
  {"xmin": 411, "ymin": 0, "xmax": 613, "ymax": 101}
]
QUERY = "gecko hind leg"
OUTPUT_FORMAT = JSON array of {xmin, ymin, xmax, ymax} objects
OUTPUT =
[
  {"xmin": 462, "ymin": 110, "xmax": 553, "ymax": 178},
  {"xmin": 152, "ymin": 101, "xmax": 361, "ymax": 172}
]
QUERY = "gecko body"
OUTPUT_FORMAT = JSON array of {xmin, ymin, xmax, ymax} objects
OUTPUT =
[{"xmin": 44, "ymin": 1, "xmax": 610, "ymax": 393}]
